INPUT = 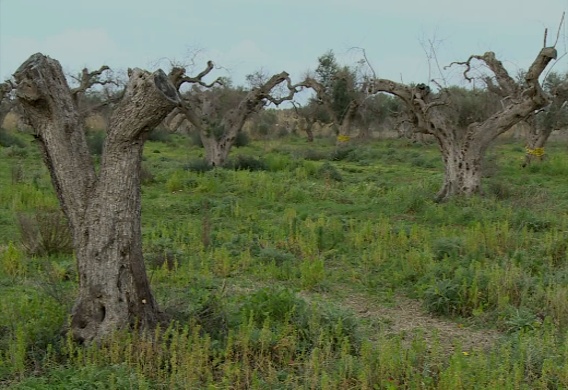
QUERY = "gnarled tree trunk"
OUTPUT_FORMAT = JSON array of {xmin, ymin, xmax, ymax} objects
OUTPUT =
[
  {"xmin": 14, "ymin": 53, "xmax": 180, "ymax": 343},
  {"xmin": 436, "ymin": 134, "xmax": 485, "ymax": 201},
  {"xmin": 200, "ymin": 130, "xmax": 237, "ymax": 167}
]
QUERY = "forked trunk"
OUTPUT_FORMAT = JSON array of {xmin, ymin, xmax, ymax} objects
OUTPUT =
[
  {"xmin": 14, "ymin": 53, "xmax": 179, "ymax": 343},
  {"xmin": 71, "ymin": 134, "xmax": 159, "ymax": 342}
]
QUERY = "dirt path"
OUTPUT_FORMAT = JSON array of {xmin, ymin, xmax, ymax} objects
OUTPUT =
[
  {"xmin": 308, "ymin": 289, "xmax": 502, "ymax": 356},
  {"xmin": 228, "ymin": 279, "xmax": 502, "ymax": 355}
]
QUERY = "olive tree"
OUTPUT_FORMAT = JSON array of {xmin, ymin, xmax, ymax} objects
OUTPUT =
[
  {"xmin": 166, "ymin": 63, "xmax": 304, "ymax": 167},
  {"xmin": 12, "ymin": 53, "xmax": 180, "ymax": 343},
  {"xmin": 367, "ymin": 45, "xmax": 557, "ymax": 201}
]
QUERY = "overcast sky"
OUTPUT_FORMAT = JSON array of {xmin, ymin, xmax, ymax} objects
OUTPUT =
[{"xmin": 1, "ymin": 0, "xmax": 567, "ymax": 88}]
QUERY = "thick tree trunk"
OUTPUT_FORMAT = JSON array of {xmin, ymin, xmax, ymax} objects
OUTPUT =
[
  {"xmin": 523, "ymin": 117, "xmax": 551, "ymax": 167},
  {"xmin": 14, "ymin": 53, "xmax": 179, "ymax": 343},
  {"xmin": 201, "ymin": 134, "xmax": 233, "ymax": 167},
  {"xmin": 436, "ymin": 140, "xmax": 484, "ymax": 202}
]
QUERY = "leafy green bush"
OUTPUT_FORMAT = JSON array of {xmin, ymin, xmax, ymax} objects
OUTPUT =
[
  {"xmin": 238, "ymin": 287, "xmax": 360, "ymax": 353},
  {"xmin": 0, "ymin": 128, "xmax": 27, "ymax": 148},
  {"xmin": 147, "ymin": 127, "xmax": 172, "ymax": 143},
  {"xmin": 86, "ymin": 130, "xmax": 105, "ymax": 155},
  {"xmin": 303, "ymin": 148, "xmax": 329, "ymax": 161},
  {"xmin": 234, "ymin": 131, "xmax": 250, "ymax": 147},
  {"xmin": 183, "ymin": 159, "xmax": 213, "ymax": 173},
  {"xmin": 432, "ymin": 237, "xmax": 465, "ymax": 260},
  {"xmin": 329, "ymin": 146, "xmax": 355, "ymax": 161},
  {"xmin": 228, "ymin": 155, "xmax": 268, "ymax": 171},
  {"xmin": 423, "ymin": 278, "xmax": 461, "ymax": 316},
  {"xmin": 316, "ymin": 162, "xmax": 342, "ymax": 181},
  {"xmin": 504, "ymin": 306, "xmax": 540, "ymax": 333}
]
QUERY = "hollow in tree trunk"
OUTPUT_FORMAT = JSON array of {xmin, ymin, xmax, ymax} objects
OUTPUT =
[{"xmin": 14, "ymin": 53, "xmax": 179, "ymax": 343}]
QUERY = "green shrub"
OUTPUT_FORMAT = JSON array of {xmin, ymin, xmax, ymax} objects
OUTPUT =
[
  {"xmin": 184, "ymin": 159, "xmax": 213, "ymax": 173},
  {"xmin": 147, "ymin": 127, "xmax": 172, "ymax": 143},
  {"xmin": 423, "ymin": 278, "xmax": 461, "ymax": 316},
  {"xmin": 316, "ymin": 162, "xmax": 342, "ymax": 182},
  {"xmin": 86, "ymin": 130, "xmax": 105, "ymax": 155},
  {"xmin": 303, "ymin": 148, "xmax": 329, "ymax": 161},
  {"xmin": 329, "ymin": 146, "xmax": 355, "ymax": 161},
  {"xmin": 0, "ymin": 128, "xmax": 27, "ymax": 148},
  {"xmin": 238, "ymin": 287, "xmax": 360, "ymax": 352},
  {"xmin": 504, "ymin": 306, "xmax": 540, "ymax": 333},
  {"xmin": 234, "ymin": 131, "xmax": 250, "ymax": 147},
  {"xmin": 228, "ymin": 155, "xmax": 268, "ymax": 171},
  {"xmin": 432, "ymin": 237, "xmax": 465, "ymax": 260},
  {"xmin": 17, "ymin": 209, "xmax": 73, "ymax": 256}
]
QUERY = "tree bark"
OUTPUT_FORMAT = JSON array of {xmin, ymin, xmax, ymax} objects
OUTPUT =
[
  {"xmin": 14, "ymin": 53, "xmax": 180, "ymax": 343},
  {"xmin": 201, "ymin": 132, "xmax": 234, "ymax": 167},
  {"xmin": 435, "ymin": 135, "xmax": 484, "ymax": 201}
]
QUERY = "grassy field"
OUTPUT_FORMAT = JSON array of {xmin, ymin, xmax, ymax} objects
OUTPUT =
[{"xmin": 1, "ymin": 128, "xmax": 568, "ymax": 389}]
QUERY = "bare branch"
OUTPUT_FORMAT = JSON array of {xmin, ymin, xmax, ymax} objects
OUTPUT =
[
  {"xmin": 169, "ymin": 60, "xmax": 224, "ymax": 89},
  {"xmin": 349, "ymin": 47, "xmax": 377, "ymax": 80},
  {"xmin": 297, "ymin": 77, "xmax": 333, "ymax": 108},
  {"xmin": 446, "ymin": 52, "xmax": 519, "ymax": 97},
  {"xmin": 554, "ymin": 12, "xmax": 565, "ymax": 47},
  {"xmin": 71, "ymin": 65, "xmax": 114, "ymax": 97}
]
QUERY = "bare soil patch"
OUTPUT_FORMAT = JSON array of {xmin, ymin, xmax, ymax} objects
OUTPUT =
[{"xmin": 328, "ymin": 290, "xmax": 501, "ymax": 355}]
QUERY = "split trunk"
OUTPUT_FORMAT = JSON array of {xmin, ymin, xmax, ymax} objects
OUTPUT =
[{"xmin": 14, "ymin": 53, "xmax": 179, "ymax": 343}]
